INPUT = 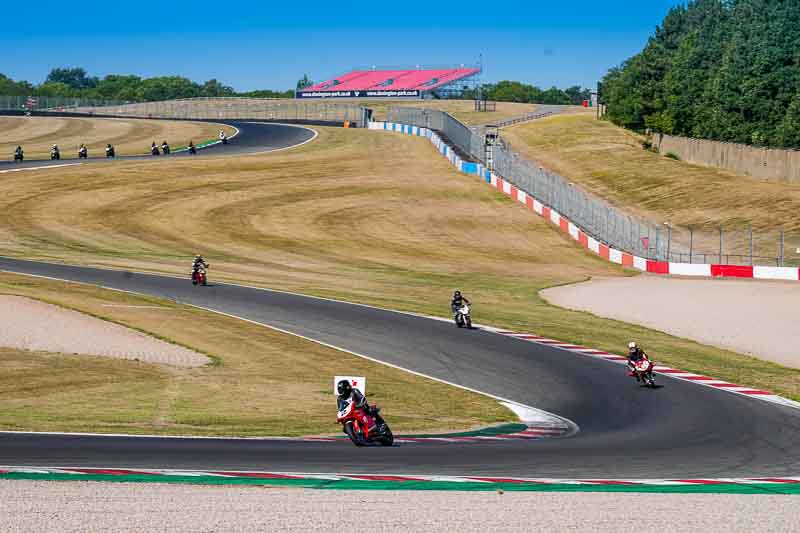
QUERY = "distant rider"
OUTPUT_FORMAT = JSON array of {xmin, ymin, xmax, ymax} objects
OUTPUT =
[
  {"xmin": 627, "ymin": 341, "xmax": 648, "ymax": 381},
  {"xmin": 161, "ymin": 140, "xmax": 170, "ymax": 155},
  {"xmin": 78, "ymin": 144, "xmax": 87, "ymax": 158},
  {"xmin": 450, "ymin": 290, "xmax": 470, "ymax": 318},
  {"xmin": 192, "ymin": 254, "xmax": 209, "ymax": 274},
  {"xmin": 219, "ymin": 130, "xmax": 227, "ymax": 144},
  {"xmin": 337, "ymin": 380, "xmax": 385, "ymax": 427},
  {"xmin": 51, "ymin": 144, "xmax": 60, "ymax": 160},
  {"xmin": 14, "ymin": 146, "xmax": 24, "ymax": 161},
  {"xmin": 106, "ymin": 144, "xmax": 115, "ymax": 158},
  {"xmin": 188, "ymin": 140, "xmax": 196, "ymax": 154},
  {"xmin": 151, "ymin": 142, "xmax": 160, "ymax": 156}
]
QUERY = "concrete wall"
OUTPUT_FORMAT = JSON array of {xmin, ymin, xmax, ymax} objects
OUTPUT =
[{"xmin": 657, "ymin": 133, "xmax": 800, "ymax": 182}]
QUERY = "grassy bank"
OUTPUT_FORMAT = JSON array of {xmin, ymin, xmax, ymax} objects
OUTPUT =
[{"xmin": 0, "ymin": 125, "xmax": 798, "ymax": 401}]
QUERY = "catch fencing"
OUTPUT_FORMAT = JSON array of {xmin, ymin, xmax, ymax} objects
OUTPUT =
[
  {"xmin": 387, "ymin": 106, "xmax": 796, "ymax": 266},
  {"xmin": 68, "ymin": 97, "xmax": 367, "ymax": 125},
  {"xmin": 0, "ymin": 95, "xmax": 126, "ymax": 111}
]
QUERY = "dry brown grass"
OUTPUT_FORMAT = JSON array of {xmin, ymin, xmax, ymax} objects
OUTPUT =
[
  {"xmin": 502, "ymin": 112, "xmax": 800, "ymax": 237},
  {"xmin": 0, "ymin": 271, "xmax": 514, "ymax": 435},
  {"xmin": 1, "ymin": 124, "xmax": 797, "ymax": 401},
  {"xmin": 3, "ymin": 117, "xmax": 236, "ymax": 160}
]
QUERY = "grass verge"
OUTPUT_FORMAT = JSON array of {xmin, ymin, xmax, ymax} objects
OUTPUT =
[{"xmin": 0, "ymin": 271, "xmax": 514, "ymax": 435}]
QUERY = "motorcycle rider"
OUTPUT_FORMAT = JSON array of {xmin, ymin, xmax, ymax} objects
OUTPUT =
[
  {"xmin": 337, "ymin": 379, "xmax": 385, "ymax": 427},
  {"xmin": 78, "ymin": 144, "xmax": 88, "ymax": 158},
  {"xmin": 627, "ymin": 341, "xmax": 648, "ymax": 381},
  {"xmin": 151, "ymin": 142, "xmax": 160, "ymax": 156},
  {"xmin": 14, "ymin": 146, "xmax": 24, "ymax": 161},
  {"xmin": 451, "ymin": 290, "xmax": 471, "ymax": 318},
  {"xmin": 161, "ymin": 140, "xmax": 170, "ymax": 155},
  {"xmin": 51, "ymin": 144, "xmax": 60, "ymax": 160},
  {"xmin": 219, "ymin": 130, "xmax": 227, "ymax": 144},
  {"xmin": 106, "ymin": 144, "xmax": 115, "ymax": 158},
  {"xmin": 192, "ymin": 254, "xmax": 209, "ymax": 272},
  {"xmin": 188, "ymin": 140, "xmax": 197, "ymax": 154}
]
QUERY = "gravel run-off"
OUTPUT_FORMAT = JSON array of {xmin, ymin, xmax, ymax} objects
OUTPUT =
[
  {"xmin": 2, "ymin": 480, "xmax": 797, "ymax": 533},
  {"xmin": 0, "ymin": 295, "xmax": 208, "ymax": 367},
  {"xmin": 541, "ymin": 275, "xmax": 800, "ymax": 369}
]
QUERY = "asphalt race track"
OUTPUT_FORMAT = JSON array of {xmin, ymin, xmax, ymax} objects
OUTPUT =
[
  {"xmin": 1, "ymin": 258, "xmax": 799, "ymax": 478},
  {"xmin": 0, "ymin": 120, "xmax": 798, "ymax": 479},
  {"xmin": 0, "ymin": 120, "xmax": 315, "ymax": 170}
]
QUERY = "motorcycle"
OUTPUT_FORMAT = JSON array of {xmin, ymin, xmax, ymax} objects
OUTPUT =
[
  {"xmin": 454, "ymin": 303, "xmax": 472, "ymax": 329},
  {"xmin": 106, "ymin": 146, "xmax": 115, "ymax": 158},
  {"xmin": 188, "ymin": 144, "xmax": 197, "ymax": 155},
  {"xmin": 191, "ymin": 266, "xmax": 208, "ymax": 286},
  {"xmin": 78, "ymin": 147, "xmax": 88, "ymax": 159},
  {"xmin": 13, "ymin": 150, "xmax": 24, "ymax": 162},
  {"xmin": 151, "ymin": 145, "xmax": 160, "ymax": 156},
  {"xmin": 337, "ymin": 398, "xmax": 393, "ymax": 447},
  {"xmin": 50, "ymin": 149, "xmax": 60, "ymax": 160},
  {"xmin": 162, "ymin": 144, "xmax": 171, "ymax": 155},
  {"xmin": 629, "ymin": 355, "xmax": 656, "ymax": 388}
]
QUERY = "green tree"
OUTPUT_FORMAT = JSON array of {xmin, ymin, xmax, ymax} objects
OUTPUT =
[{"xmin": 45, "ymin": 67, "xmax": 98, "ymax": 90}]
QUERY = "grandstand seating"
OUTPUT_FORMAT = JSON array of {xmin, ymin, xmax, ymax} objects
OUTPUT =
[{"xmin": 303, "ymin": 68, "xmax": 480, "ymax": 93}]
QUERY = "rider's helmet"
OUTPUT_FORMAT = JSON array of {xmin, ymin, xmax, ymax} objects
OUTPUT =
[
  {"xmin": 337, "ymin": 379, "xmax": 352, "ymax": 398},
  {"xmin": 628, "ymin": 341, "xmax": 638, "ymax": 354},
  {"xmin": 454, "ymin": 290, "xmax": 461, "ymax": 298},
  {"xmin": 52, "ymin": 144, "xmax": 58, "ymax": 149}
]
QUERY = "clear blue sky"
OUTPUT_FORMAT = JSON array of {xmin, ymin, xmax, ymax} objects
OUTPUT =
[{"xmin": 2, "ymin": 1, "xmax": 683, "ymax": 91}]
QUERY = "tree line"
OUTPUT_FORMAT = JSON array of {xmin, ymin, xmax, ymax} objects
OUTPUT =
[
  {"xmin": 601, "ymin": 0, "xmax": 800, "ymax": 149},
  {"xmin": 463, "ymin": 81, "xmax": 591, "ymax": 106},
  {"xmin": 0, "ymin": 67, "xmax": 294, "ymax": 102}
]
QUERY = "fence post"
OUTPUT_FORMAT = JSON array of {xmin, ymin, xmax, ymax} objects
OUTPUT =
[
  {"xmin": 748, "ymin": 226, "xmax": 753, "ymax": 265},
  {"xmin": 719, "ymin": 227, "xmax": 724, "ymax": 264},
  {"xmin": 665, "ymin": 223, "xmax": 672, "ymax": 263},
  {"xmin": 688, "ymin": 226, "xmax": 693, "ymax": 264},
  {"xmin": 655, "ymin": 227, "xmax": 661, "ymax": 261},
  {"xmin": 779, "ymin": 228, "xmax": 785, "ymax": 267}
]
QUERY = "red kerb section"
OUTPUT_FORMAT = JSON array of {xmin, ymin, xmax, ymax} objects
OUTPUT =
[
  {"xmin": 542, "ymin": 206, "xmax": 551, "ymax": 220},
  {"xmin": 579, "ymin": 231, "xmax": 589, "ymax": 248},
  {"xmin": 711, "ymin": 264, "xmax": 754, "ymax": 278},
  {"xmin": 599, "ymin": 245, "xmax": 610, "ymax": 260},
  {"xmin": 559, "ymin": 218, "xmax": 569, "ymax": 233},
  {"xmin": 646, "ymin": 261, "xmax": 670, "ymax": 274},
  {"xmin": 621, "ymin": 253, "xmax": 634, "ymax": 267}
]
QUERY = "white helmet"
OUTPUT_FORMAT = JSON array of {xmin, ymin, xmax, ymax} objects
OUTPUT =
[{"xmin": 628, "ymin": 341, "xmax": 637, "ymax": 349}]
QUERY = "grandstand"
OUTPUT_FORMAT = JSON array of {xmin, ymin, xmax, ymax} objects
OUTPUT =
[{"xmin": 297, "ymin": 67, "xmax": 481, "ymax": 99}]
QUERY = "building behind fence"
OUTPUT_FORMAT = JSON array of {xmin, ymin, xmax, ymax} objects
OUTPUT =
[
  {"xmin": 656, "ymin": 133, "xmax": 800, "ymax": 183},
  {"xmin": 388, "ymin": 106, "xmax": 800, "ymax": 267}
]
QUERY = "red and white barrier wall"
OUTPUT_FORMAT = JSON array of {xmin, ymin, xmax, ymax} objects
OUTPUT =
[{"xmin": 370, "ymin": 121, "xmax": 800, "ymax": 282}]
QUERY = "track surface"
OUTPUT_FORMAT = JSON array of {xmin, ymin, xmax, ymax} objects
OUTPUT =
[
  {"xmin": 0, "ymin": 120, "xmax": 314, "ymax": 170},
  {"xmin": 1, "ymin": 258, "xmax": 799, "ymax": 478},
  {"xmin": 0, "ymin": 119, "xmax": 798, "ymax": 478}
]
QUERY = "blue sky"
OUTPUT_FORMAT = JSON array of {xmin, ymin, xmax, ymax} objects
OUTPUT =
[{"xmin": 2, "ymin": 1, "xmax": 684, "ymax": 91}]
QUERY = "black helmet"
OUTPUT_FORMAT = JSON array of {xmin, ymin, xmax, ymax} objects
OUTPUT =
[
  {"xmin": 454, "ymin": 290, "xmax": 461, "ymax": 297},
  {"xmin": 337, "ymin": 379, "xmax": 352, "ymax": 397}
]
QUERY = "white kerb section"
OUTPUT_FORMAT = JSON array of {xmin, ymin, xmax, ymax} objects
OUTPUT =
[
  {"xmin": 754, "ymin": 266, "xmax": 799, "ymax": 281},
  {"xmin": 502, "ymin": 181, "xmax": 511, "ymax": 194},
  {"xmin": 533, "ymin": 199, "xmax": 543, "ymax": 215},
  {"xmin": 517, "ymin": 190, "xmax": 527, "ymax": 205},
  {"xmin": 609, "ymin": 249, "xmax": 623, "ymax": 264},
  {"xmin": 587, "ymin": 236, "xmax": 601, "ymax": 254},
  {"xmin": 549, "ymin": 210, "xmax": 560, "ymax": 226},
  {"xmin": 669, "ymin": 263, "xmax": 712, "ymax": 277},
  {"xmin": 334, "ymin": 376, "xmax": 366, "ymax": 395},
  {"xmin": 568, "ymin": 222, "xmax": 579, "ymax": 240},
  {"xmin": 633, "ymin": 256, "xmax": 648, "ymax": 271}
]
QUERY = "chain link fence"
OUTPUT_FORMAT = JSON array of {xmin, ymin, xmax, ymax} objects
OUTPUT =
[
  {"xmin": 70, "ymin": 97, "xmax": 366, "ymax": 125},
  {"xmin": 0, "ymin": 95, "xmax": 127, "ymax": 111},
  {"xmin": 386, "ymin": 106, "xmax": 795, "ymax": 266}
]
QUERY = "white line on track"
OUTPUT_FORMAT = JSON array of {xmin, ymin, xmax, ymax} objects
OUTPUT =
[{"xmin": 0, "ymin": 163, "xmax": 82, "ymax": 174}]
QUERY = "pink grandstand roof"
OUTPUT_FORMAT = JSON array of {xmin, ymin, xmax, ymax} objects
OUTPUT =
[{"xmin": 303, "ymin": 68, "xmax": 480, "ymax": 92}]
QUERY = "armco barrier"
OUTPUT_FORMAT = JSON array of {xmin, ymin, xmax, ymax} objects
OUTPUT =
[{"xmin": 369, "ymin": 121, "xmax": 800, "ymax": 282}]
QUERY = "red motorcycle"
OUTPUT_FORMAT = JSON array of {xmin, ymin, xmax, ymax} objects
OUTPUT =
[
  {"xmin": 191, "ymin": 267, "xmax": 208, "ymax": 286},
  {"xmin": 337, "ymin": 399, "xmax": 393, "ymax": 447},
  {"xmin": 628, "ymin": 355, "xmax": 656, "ymax": 388}
]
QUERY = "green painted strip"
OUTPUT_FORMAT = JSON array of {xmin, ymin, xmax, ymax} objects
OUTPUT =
[
  {"xmin": 400, "ymin": 423, "xmax": 529, "ymax": 439},
  {"xmin": 172, "ymin": 138, "xmax": 218, "ymax": 153},
  {"xmin": 2, "ymin": 473, "xmax": 798, "ymax": 494}
]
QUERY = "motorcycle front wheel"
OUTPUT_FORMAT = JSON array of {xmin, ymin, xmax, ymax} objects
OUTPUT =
[{"xmin": 344, "ymin": 423, "xmax": 366, "ymax": 447}]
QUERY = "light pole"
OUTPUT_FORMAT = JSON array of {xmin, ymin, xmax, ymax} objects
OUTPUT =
[{"xmin": 664, "ymin": 222, "xmax": 672, "ymax": 262}]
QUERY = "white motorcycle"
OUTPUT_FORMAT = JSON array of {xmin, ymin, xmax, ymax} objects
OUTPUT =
[{"xmin": 455, "ymin": 303, "xmax": 472, "ymax": 329}]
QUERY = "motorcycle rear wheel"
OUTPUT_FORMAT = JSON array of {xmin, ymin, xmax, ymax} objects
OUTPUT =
[{"xmin": 379, "ymin": 426, "xmax": 394, "ymax": 447}]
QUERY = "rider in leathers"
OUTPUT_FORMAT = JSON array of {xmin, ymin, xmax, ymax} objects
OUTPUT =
[
  {"xmin": 192, "ymin": 254, "xmax": 208, "ymax": 274},
  {"xmin": 337, "ymin": 380, "xmax": 385, "ymax": 428},
  {"xmin": 627, "ymin": 341, "xmax": 648, "ymax": 381},
  {"xmin": 451, "ymin": 290, "xmax": 470, "ymax": 318}
]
